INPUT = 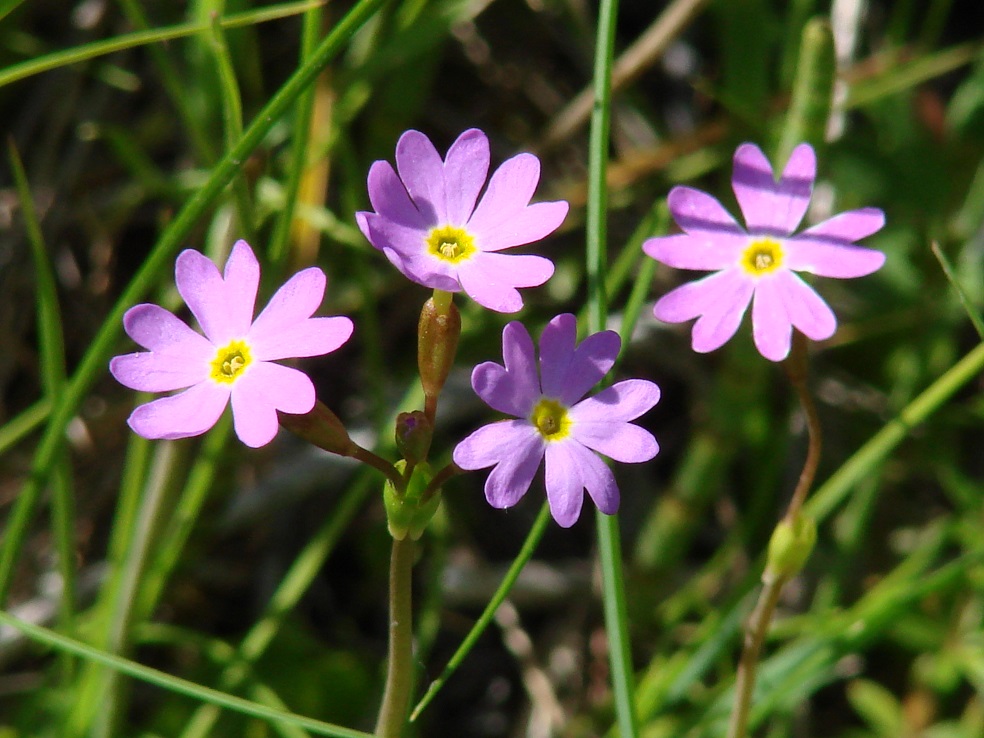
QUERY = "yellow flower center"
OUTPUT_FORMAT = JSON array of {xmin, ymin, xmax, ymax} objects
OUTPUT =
[
  {"xmin": 426, "ymin": 225, "xmax": 477, "ymax": 264},
  {"xmin": 210, "ymin": 339, "xmax": 252, "ymax": 384},
  {"xmin": 740, "ymin": 238, "xmax": 784, "ymax": 276},
  {"xmin": 530, "ymin": 397, "xmax": 572, "ymax": 441}
]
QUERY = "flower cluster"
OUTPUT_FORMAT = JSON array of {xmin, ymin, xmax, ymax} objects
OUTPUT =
[
  {"xmin": 111, "ymin": 132, "xmax": 885, "ymax": 527},
  {"xmin": 643, "ymin": 143, "xmax": 885, "ymax": 361}
]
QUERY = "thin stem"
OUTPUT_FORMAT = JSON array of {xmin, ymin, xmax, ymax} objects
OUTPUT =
[
  {"xmin": 726, "ymin": 336, "xmax": 822, "ymax": 738},
  {"xmin": 726, "ymin": 575, "xmax": 787, "ymax": 738},
  {"xmin": 350, "ymin": 446, "xmax": 404, "ymax": 491},
  {"xmin": 421, "ymin": 462, "xmax": 463, "ymax": 503},
  {"xmin": 374, "ymin": 537, "xmax": 415, "ymax": 738}
]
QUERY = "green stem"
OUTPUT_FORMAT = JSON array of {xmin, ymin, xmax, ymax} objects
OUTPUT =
[
  {"xmin": 374, "ymin": 537, "xmax": 415, "ymax": 738},
  {"xmin": 585, "ymin": 0, "xmax": 638, "ymax": 735}
]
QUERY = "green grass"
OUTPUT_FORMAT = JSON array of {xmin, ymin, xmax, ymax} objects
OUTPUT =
[{"xmin": 1, "ymin": 0, "xmax": 983, "ymax": 736}]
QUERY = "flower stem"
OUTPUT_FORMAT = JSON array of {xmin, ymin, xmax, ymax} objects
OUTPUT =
[
  {"xmin": 726, "ymin": 336, "xmax": 822, "ymax": 738},
  {"xmin": 374, "ymin": 536, "xmax": 415, "ymax": 738}
]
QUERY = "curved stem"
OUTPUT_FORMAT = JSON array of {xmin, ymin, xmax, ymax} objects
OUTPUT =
[
  {"xmin": 727, "ymin": 336, "xmax": 822, "ymax": 738},
  {"xmin": 374, "ymin": 537, "xmax": 415, "ymax": 738}
]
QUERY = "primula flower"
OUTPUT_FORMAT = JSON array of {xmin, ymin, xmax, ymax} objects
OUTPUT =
[
  {"xmin": 356, "ymin": 128, "xmax": 568, "ymax": 313},
  {"xmin": 110, "ymin": 240, "xmax": 354, "ymax": 448},
  {"xmin": 644, "ymin": 143, "xmax": 885, "ymax": 361},
  {"xmin": 453, "ymin": 314, "xmax": 660, "ymax": 528}
]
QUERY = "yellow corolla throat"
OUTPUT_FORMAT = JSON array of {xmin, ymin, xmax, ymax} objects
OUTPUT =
[
  {"xmin": 210, "ymin": 339, "xmax": 252, "ymax": 384},
  {"xmin": 426, "ymin": 225, "xmax": 477, "ymax": 264},
  {"xmin": 740, "ymin": 237, "xmax": 784, "ymax": 276},
  {"xmin": 530, "ymin": 397, "xmax": 572, "ymax": 442}
]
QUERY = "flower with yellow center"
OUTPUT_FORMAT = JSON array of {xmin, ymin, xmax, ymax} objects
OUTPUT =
[
  {"xmin": 210, "ymin": 339, "xmax": 252, "ymax": 384},
  {"xmin": 740, "ymin": 238, "xmax": 784, "ymax": 276},
  {"xmin": 530, "ymin": 397, "xmax": 571, "ymax": 441},
  {"xmin": 426, "ymin": 225, "xmax": 476, "ymax": 264}
]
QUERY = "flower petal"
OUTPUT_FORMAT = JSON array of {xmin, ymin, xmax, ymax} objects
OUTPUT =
[
  {"xmin": 127, "ymin": 381, "xmax": 229, "ymax": 440},
  {"xmin": 473, "ymin": 201, "xmax": 569, "ymax": 252},
  {"xmin": 571, "ymin": 421, "xmax": 659, "ymax": 464},
  {"xmin": 732, "ymin": 143, "xmax": 815, "ymax": 235},
  {"xmin": 799, "ymin": 207, "xmax": 885, "ymax": 242},
  {"xmin": 539, "ymin": 314, "xmax": 621, "ymax": 405},
  {"xmin": 122, "ymin": 304, "xmax": 212, "ymax": 354},
  {"xmin": 775, "ymin": 271, "xmax": 837, "ymax": 342},
  {"xmin": 545, "ymin": 440, "xmax": 620, "ymax": 524},
  {"xmin": 654, "ymin": 269, "xmax": 754, "ymax": 353},
  {"xmin": 443, "ymin": 129, "xmax": 490, "ymax": 225},
  {"xmin": 110, "ymin": 350, "xmax": 209, "ymax": 392},
  {"xmin": 176, "ymin": 242, "xmax": 259, "ymax": 344},
  {"xmin": 786, "ymin": 208, "xmax": 887, "ymax": 277},
  {"xmin": 750, "ymin": 277, "xmax": 793, "ymax": 361},
  {"xmin": 456, "ymin": 252, "xmax": 554, "ymax": 313},
  {"xmin": 364, "ymin": 160, "xmax": 430, "ymax": 229},
  {"xmin": 356, "ymin": 212, "xmax": 460, "ymax": 291},
  {"xmin": 230, "ymin": 362, "xmax": 316, "ymax": 447},
  {"xmin": 643, "ymin": 233, "xmax": 743, "ymax": 272},
  {"xmin": 453, "ymin": 421, "xmax": 544, "ymax": 509},
  {"xmin": 571, "ymin": 379, "xmax": 661, "ymax": 423},
  {"xmin": 465, "ymin": 153, "xmax": 542, "ymax": 235},
  {"xmin": 667, "ymin": 186, "xmax": 746, "ymax": 240},
  {"xmin": 471, "ymin": 321, "xmax": 539, "ymax": 415},
  {"xmin": 395, "ymin": 130, "xmax": 447, "ymax": 223}
]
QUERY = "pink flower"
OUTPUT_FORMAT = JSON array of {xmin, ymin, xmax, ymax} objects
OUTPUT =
[
  {"xmin": 453, "ymin": 314, "xmax": 660, "ymax": 528},
  {"xmin": 644, "ymin": 143, "xmax": 886, "ymax": 361},
  {"xmin": 356, "ymin": 128, "xmax": 569, "ymax": 313},
  {"xmin": 110, "ymin": 240, "xmax": 354, "ymax": 448}
]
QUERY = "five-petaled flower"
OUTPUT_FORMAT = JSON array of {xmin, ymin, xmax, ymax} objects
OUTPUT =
[
  {"xmin": 110, "ymin": 240, "xmax": 354, "ymax": 448},
  {"xmin": 644, "ymin": 143, "xmax": 886, "ymax": 361},
  {"xmin": 356, "ymin": 128, "xmax": 569, "ymax": 313},
  {"xmin": 453, "ymin": 314, "xmax": 660, "ymax": 528}
]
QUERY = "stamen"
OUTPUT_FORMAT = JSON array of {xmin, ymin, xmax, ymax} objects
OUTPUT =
[
  {"xmin": 530, "ymin": 397, "xmax": 572, "ymax": 441},
  {"xmin": 741, "ymin": 238, "xmax": 784, "ymax": 275},
  {"xmin": 427, "ymin": 225, "xmax": 476, "ymax": 264},
  {"xmin": 210, "ymin": 339, "xmax": 252, "ymax": 384}
]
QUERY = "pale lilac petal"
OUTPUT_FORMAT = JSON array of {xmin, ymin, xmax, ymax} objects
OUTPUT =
[
  {"xmin": 571, "ymin": 421, "xmax": 659, "ymax": 464},
  {"xmin": 443, "ymin": 129, "xmax": 490, "ymax": 225},
  {"xmin": 654, "ymin": 269, "xmax": 754, "ymax": 352},
  {"xmin": 570, "ymin": 379, "xmax": 661, "ymax": 423},
  {"xmin": 732, "ymin": 143, "xmax": 815, "ymax": 235},
  {"xmin": 774, "ymin": 271, "xmax": 837, "ymax": 341},
  {"xmin": 251, "ymin": 316, "xmax": 353, "ymax": 361},
  {"xmin": 472, "ymin": 201, "xmax": 568, "ymax": 252},
  {"xmin": 176, "ymin": 243, "xmax": 259, "ymax": 344},
  {"xmin": 456, "ymin": 252, "xmax": 554, "ymax": 313},
  {"xmin": 545, "ymin": 440, "xmax": 620, "ymax": 524},
  {"xmin": 798, "ymin": 207, "xmax": 885, "ymax": 242},
  {"xmin": 364, "ymin": 160, "xmax": 431, "ymax": 229},
  {"xmin": 230, "ymin": 362, "xmax": 316, "ymax": 447},
  {"xmin": 667, "ymin": 186, "xmax": 746, "ymax": 240},
  {"xmin": 542, "ymin": 441, "xmax": 586, "ymax": 527},
  {"xmin": 453, "ymin": 421, "xmax": 544, "ymax": 509},
  {"xmin": 471, "ymin": 321, "xmax": 539, "ymax": 415},
  {"xmin": 751, "ymin": 278, "xmax": 793, "ymax": 361},
  {"xmin": 122, "ymin": 304, "xmax": 212, "ymax": 354},
  {"xmin": 785, "ymin": 237, "xmax": 886, "ymax": 278},
  {"xmin": 643, "ymin": 233, "xmax": 743, "ymax": 271},
  {"xmin": 127, "ymin": 381, "xmax": 229, "ymax": 440},
  {"xmin": 395, "ymin": 130, "xmax": 447, "ymax": 223},
  {"xmin": 539, "ymin": 315, "xmax": 620, "ymax": 405},
  {"xmin": 356, "ymin": 212, "xmax": 460, "ymax": 291},
  {"xmin": 466, "ymin": 153, "xmax": 542, "ymax": 235},
  {"xmin": 248, "ymin": 268, "xmax": 353, "ymax": 359},
  {"xmin": 110, "ymin": 351, "xmax": 209, "ymax": 393}
]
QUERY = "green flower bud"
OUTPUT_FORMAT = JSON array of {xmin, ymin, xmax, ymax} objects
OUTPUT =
[
  {"xmin": 395, "ymin": 411, "xmax": 432, "ymax": 464},
  {"xmin": 384, "ymin": 460, "xmax": 442, "ymax": 541},
  {"xmin": 278, "ymin": 401, "xmax": 357, "ymax": 457},
  {"xmin": 764, "ymin": 515, "xmax": 817, "ymax": 583},
  {"xmin": 418, "ymin": 295, "xmax": 461, "ymax": 402}
]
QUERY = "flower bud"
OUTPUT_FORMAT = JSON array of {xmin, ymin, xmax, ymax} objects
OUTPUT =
[
  {"xmin": 278, "ymin": 401, "xmax": 357, "ymax": 457},
  {"xmin": 764, "ymin": 514, "xmax": 816, "ymax": 583},
  {"xmin": 395, "ymin": 411, "xmax": 432, "ymax": 464},
  {"xmin": 418, "ymin": 295, "xmax": 461, "ymax": 402},
  {"xmin": 383, "ymin": 460, "xmax": 441, "ymax": 541}
]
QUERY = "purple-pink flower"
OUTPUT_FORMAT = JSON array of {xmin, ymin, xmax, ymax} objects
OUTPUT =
[
  {"xmin": 453, "ymin": 314, "xmax": 660, "ymax": 528},
  {"xmin": 644, "ymin": 143, "xmax": 886, "ymax": 361},
  {"xmin": 356, "ymin": 128, "xmax": 569, "ymax": 313},
  {"xmin": 110, "ymin": 240, "xmax": 354, "ymax": 448}
]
